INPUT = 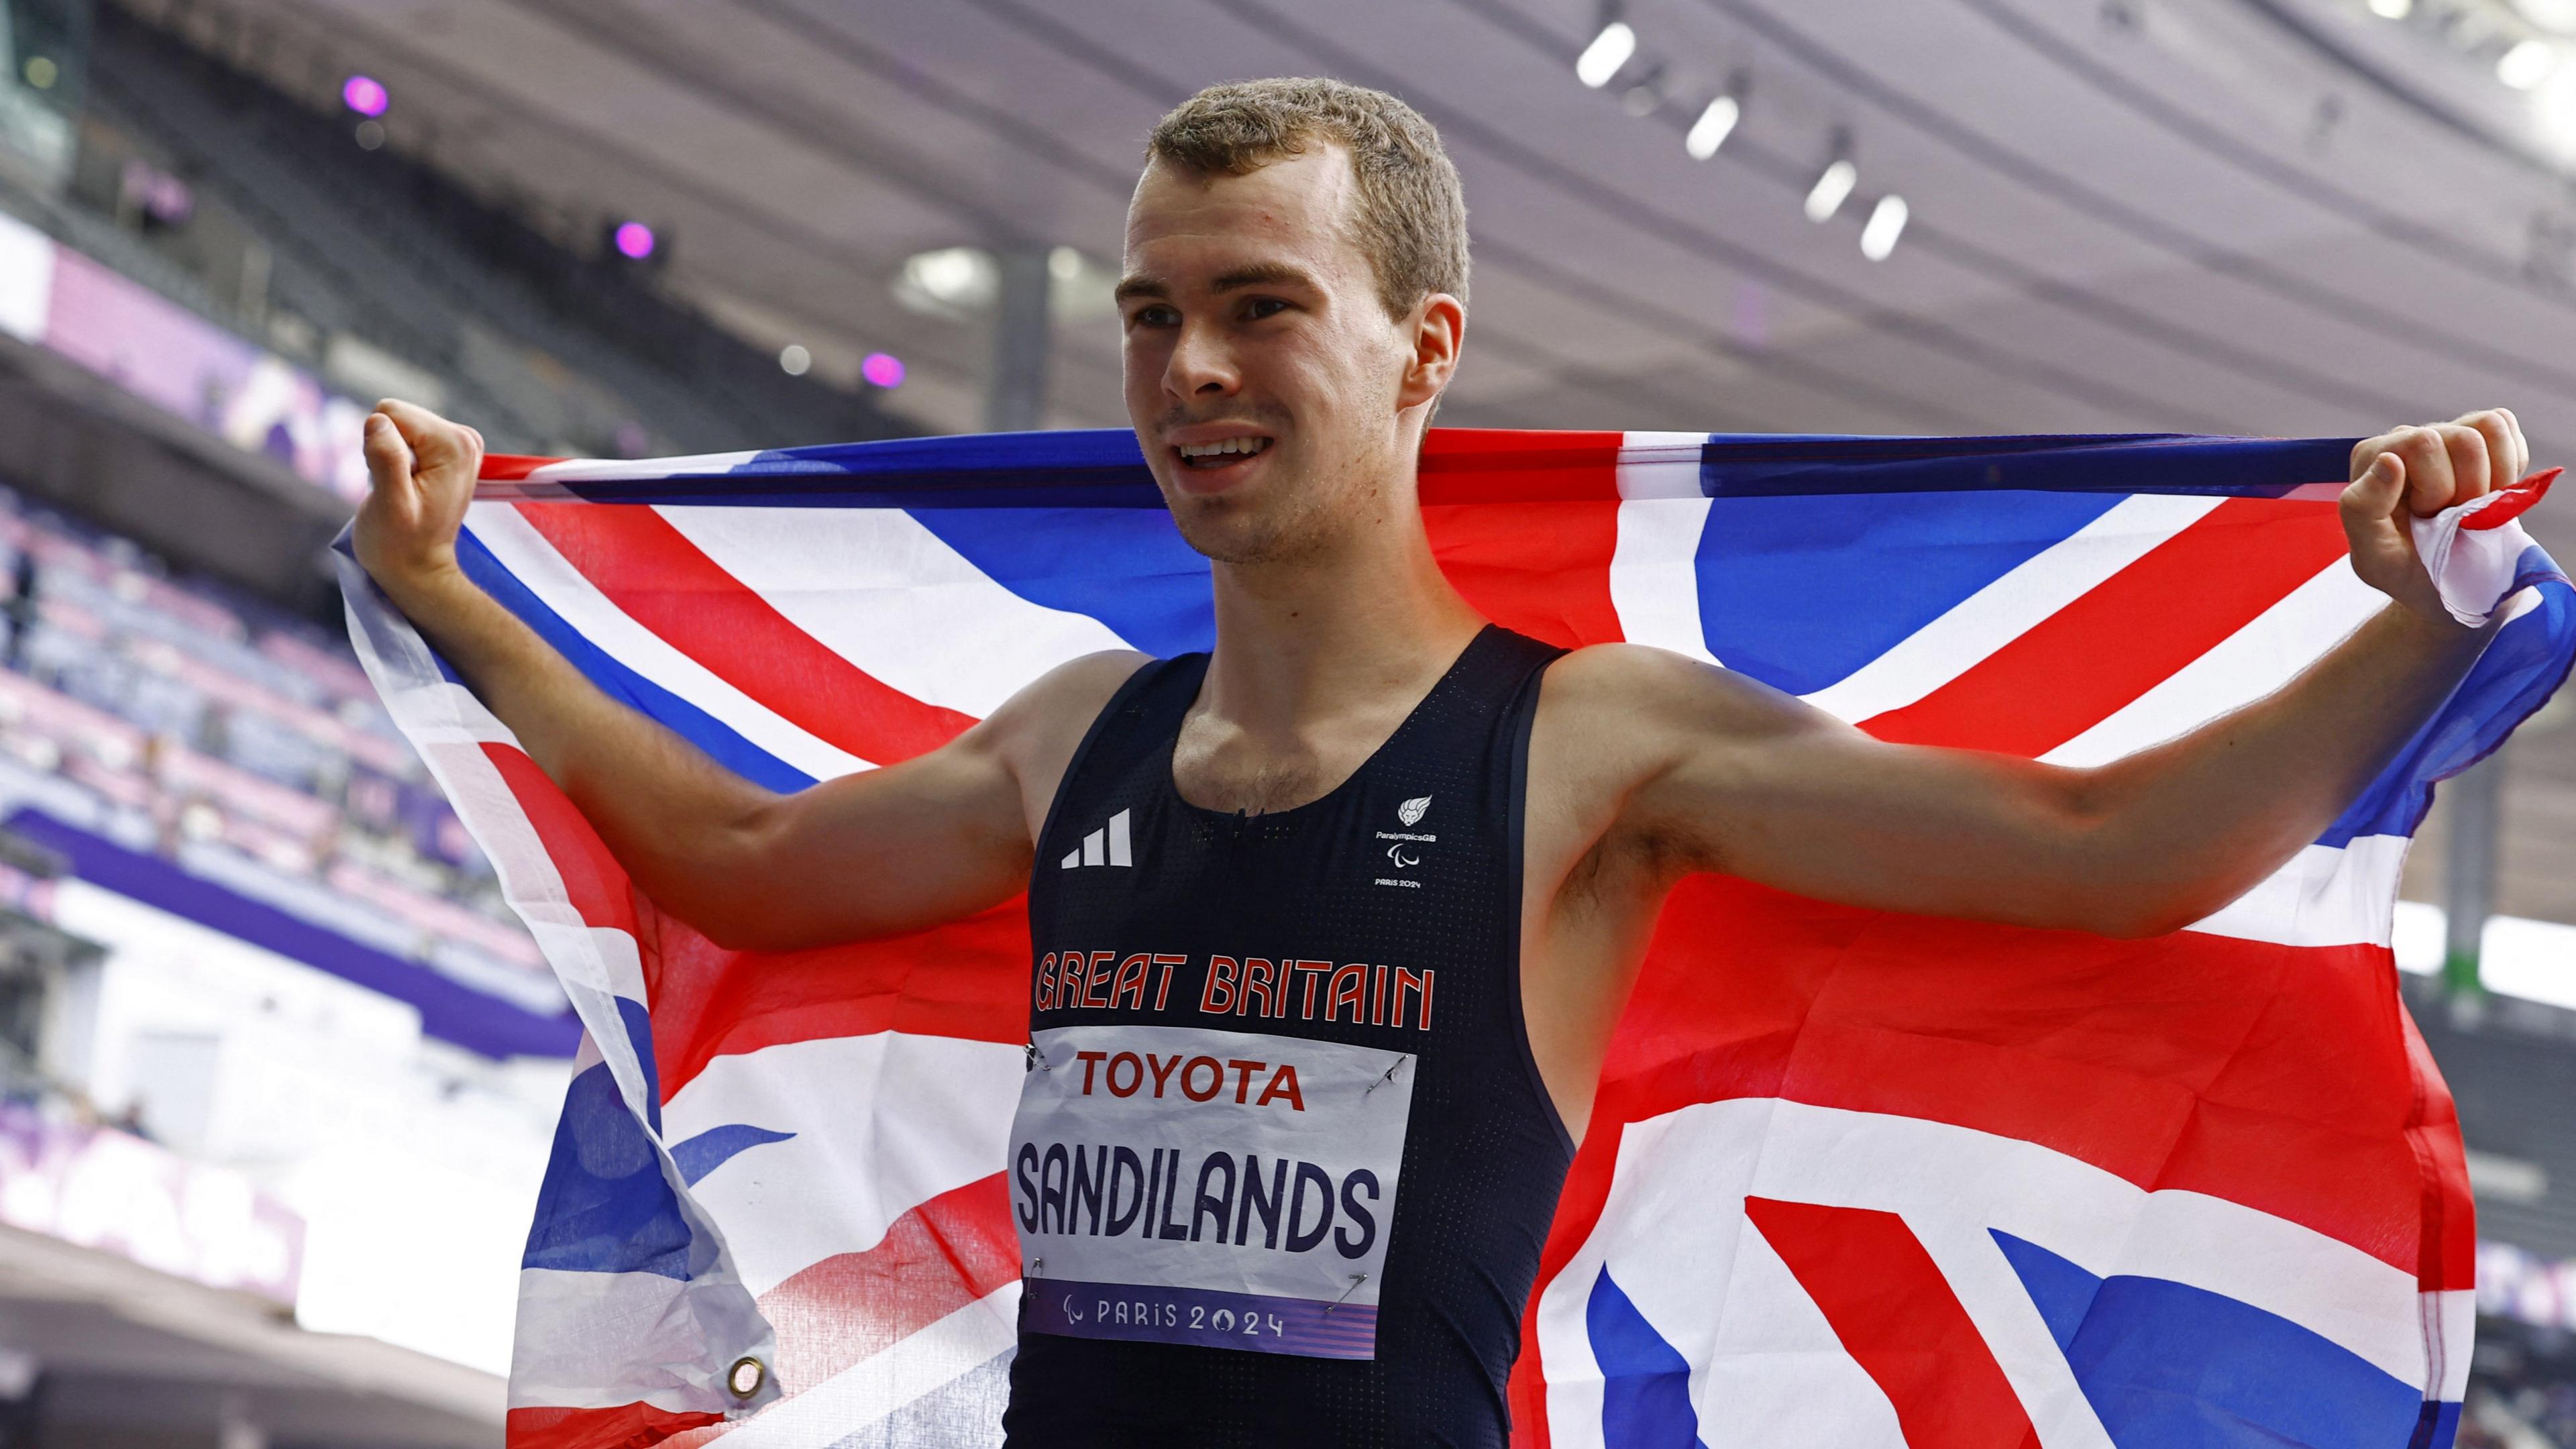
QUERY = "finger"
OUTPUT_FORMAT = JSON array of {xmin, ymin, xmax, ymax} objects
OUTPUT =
[
  {"xmin": 362, "ymin": 411, "xmax": 414, "ymax": 492},
  {"xmin": 373, "ymin": 396, "xmax": 442, "ymax": 440},
  {"xmin": 2462, "ymin": 410, "xmax": 2518, "ymax": 494},
  {"xmin": 375, "ymin": 399, "xmax": 474, "ymax": 467},
  {"xmin": 2459, "ymin": 406, "xmax": 2530, "ymax": 482},
  {"xmin": 2393, "ymin": 426, "xmax": 2455, "ymax": 516},
  {"xmin": 2349, "ymin": 431, "xmax": 2402, "ymax": 485},
  {"xmin": 2436, "ymin": 422, "xmax": 2493, "ymax": 506},
  {"xmin": 2340, "ymin": 451, "xmax": 2404, "ymax": 528}
]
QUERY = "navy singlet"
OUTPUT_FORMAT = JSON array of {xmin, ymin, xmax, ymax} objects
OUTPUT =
[{"xmin": 1002, "ymin": 625, "xmax": 1576, "ymax": 1448}]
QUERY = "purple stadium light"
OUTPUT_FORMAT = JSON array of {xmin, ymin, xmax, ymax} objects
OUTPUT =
[
  {"xmin": 861, "ymin": 352, "xmax": 906, "ymax": 388},
  {"xmin": 342, "ymin": 75, "xmax": 390, "ymax": 117},
  {"xmin": 613, "ymin": 221, "xmax": 656, "ymax": 260}
]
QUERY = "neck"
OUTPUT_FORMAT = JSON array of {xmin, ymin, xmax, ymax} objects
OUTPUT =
[{"xmin": 1199, "ymin": 496, "xmax": 1485, "ymax": 743}]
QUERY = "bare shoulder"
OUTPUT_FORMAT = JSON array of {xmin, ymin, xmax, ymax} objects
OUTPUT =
[
  {"xmin": 973, "ymin": 649, "xmax": 1155, "ymax": 827},
  {"xmin": 1528, "ymin": 644, "xmax": 1839, "ymax": 875},
  {"xmin": 976, "ymin": 649, "xmax": 1153, "ymax": 756},
  {"xmin": 1538, "ymin": 643, "xmax": 1806, "ymax": 757}
]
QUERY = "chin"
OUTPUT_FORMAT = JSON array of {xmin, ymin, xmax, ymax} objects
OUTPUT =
[{"xmin": 1167, "ymin": 498, "xmax": 1330, "ymax": 566}]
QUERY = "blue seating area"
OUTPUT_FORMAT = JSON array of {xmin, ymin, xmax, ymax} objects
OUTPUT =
[{"xmin": 0, "ymin": 482, "xmax": 570, "ymax": 1040}]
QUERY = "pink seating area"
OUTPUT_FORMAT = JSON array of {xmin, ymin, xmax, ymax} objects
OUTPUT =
[{"xmin": 0, "ymin": 484, "xmax": 550, "ymax": 997}]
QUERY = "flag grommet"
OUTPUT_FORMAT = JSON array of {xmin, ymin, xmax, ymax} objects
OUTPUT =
[{"xmin": 727, "ymin": 1357, "xmax": 765, "ymax": 1399}]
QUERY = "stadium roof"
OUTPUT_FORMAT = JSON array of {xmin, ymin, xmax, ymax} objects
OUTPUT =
[{"xmin": 107, "ymin": 0, "xmax": 2576, "ymax": 921}]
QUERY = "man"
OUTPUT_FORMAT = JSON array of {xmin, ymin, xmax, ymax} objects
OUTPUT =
[{"xmin": 356, "ymin": 78, "xmax": 2524, "ymax": 1448}]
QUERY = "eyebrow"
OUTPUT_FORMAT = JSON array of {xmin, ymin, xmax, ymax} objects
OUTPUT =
[
  {"xmin": 1210, "ymin": 262, "xmax": 1319, "ymax": 294},
  {"xmin": 1112, "ymin": 274, "xmax": 1167, "ymax": 305},
  {"xmin": 1112, "ymin": 262, "xmax": 1322, "ymax": 305}
]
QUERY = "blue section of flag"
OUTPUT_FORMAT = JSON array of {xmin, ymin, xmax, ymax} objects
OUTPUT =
[
  {"xmin": 1695, "ymin": 433, "xmax": 2355, "ymax": 499},
  {"xmin": 671, "ymin": 1123, "xmax": 796, "ymax": 1187},
  {"xmin": 453, "ymin": 529, "xmax": 816, "ymax": 794},
  {"xmin": 908, "ymin": 508, "xmax": 1216, "ymax": 659},
  {"xmin": 1587, "ymin": 1267, "xmax": 1711, "ymax": 1449},
  {"xmin": 616, "ymin": 994, "xmax": 661, "ymax": 1135},
  {"xmin": 1992, "ymin": 1230, "xmax": 2426, "ymax": 1447},
  {"xmin": 555, "ymin": 429, "xmax": 1165, "ymax": 508},
  {"xmin": 2410, "ymin": 1400, "xmax": 2462, "ymax": 1449},
  {"xmin": 2320, "ymin": 545, "xmax": 2576, "ymax": 847},
  {"xmin": 1694, "ymin": 489, "xmax": 2127, "ymax": 695},
  {"xmin": 523, "ymin": 1060, "xmax": 695, "ymax": 1279}
]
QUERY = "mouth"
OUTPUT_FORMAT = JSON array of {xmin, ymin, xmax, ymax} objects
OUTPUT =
[{"xmin": 1169, "ymin": 433, "xmax": 1274, "ymax": 488}]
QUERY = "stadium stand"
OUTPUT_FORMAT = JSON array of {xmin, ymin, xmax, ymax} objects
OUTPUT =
[
  {"xmin": 0, "ymin": 481, "xmax": 562, "ymax": 1018},
  {"xmin": 70, "ymin": 0, "xmax": 917, "ymax": 461}
]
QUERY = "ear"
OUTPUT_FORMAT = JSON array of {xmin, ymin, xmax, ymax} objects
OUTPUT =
[{"xmin": 1395, "ymin": 292, "xmax": 1465, "ymax": 413}]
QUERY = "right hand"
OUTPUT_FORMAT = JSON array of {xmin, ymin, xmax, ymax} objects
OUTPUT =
[{"xmin": 354, "ymin": 399, "xmax": 484, "ymax": 597}]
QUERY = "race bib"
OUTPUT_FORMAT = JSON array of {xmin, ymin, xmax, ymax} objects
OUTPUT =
[{"xmin": 1010, "ymin": 1024, "xmax": 1415, "ymax": 1359}]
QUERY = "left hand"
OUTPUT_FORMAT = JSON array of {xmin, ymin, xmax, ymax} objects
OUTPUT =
[{"xmin": 2342, "ymin": 408, "xmax": 2528, "ymax": 626}]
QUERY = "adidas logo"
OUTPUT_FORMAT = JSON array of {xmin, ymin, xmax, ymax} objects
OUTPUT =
[{"xmin": 1061, "ymin": 808, "xmax": 1132, "ymax": 869}]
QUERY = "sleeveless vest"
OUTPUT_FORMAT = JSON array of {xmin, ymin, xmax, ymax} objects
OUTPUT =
[{"xmin": 1002, "ymin": 625, "xmax": 1575, "ymax": 1447}]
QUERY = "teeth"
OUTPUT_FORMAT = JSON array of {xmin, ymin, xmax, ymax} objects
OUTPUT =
[{"xmin": 1177, "ymin": 437, "xmax": 1269, "ymax": 460}]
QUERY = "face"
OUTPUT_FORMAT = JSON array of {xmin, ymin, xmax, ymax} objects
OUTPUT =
[{"xmin": 1118, "ymin": 147, "xmax": 1460, "ymax": 564}]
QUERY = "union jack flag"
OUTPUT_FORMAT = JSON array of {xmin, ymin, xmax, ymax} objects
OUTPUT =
[{"xmin": 335, "ymin": 428, "xmax": 2571, "ymax": 1449}]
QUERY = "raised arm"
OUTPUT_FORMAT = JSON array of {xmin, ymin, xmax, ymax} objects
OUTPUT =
[
  {"xmin": 1556, "ymin": 410, "xmax": 2526, "ymax": 940},
  {"xmin": 353, "ymin": 400, "xmax": 1141, "ymax": 952}
]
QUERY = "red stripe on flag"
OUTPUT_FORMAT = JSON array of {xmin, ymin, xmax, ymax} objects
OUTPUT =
[
  {"xmin": 1860, "ymin": 498, "xmax": 2350, "ymax": 755},
  {"xmin": 1419, "ymin": 429, "xmax": 1625, "ymax": 504},
  {"xmin": 482, "ymin": 728, "xmax": 1024, "ymax": 1102},
  {"xmin": 2461, "ymin": 468, "xmax": 2559, "ymax": 531},
  {"xmin": 514, "ymin": 502, "xmax": 975, "ymax": 765},
  {"xmin": 1424, "ymin": 503, "xmax": 1625, "ymax": 648},
  {"xmin": 1419, "ymin": 431, "xmax": 1626, "ymax": 649},
  {"xmin": 641, "ymin": 900, "xmax": 1031, "ymax": 1101},
  {"xmin": 483, "ymin": 742, "xmax": 639, "ymax": 938},
  {"xmin": 1745, "ymin": 1197, "xmax": 2043, "ymax": 1448},
  {"xmin": 482, "ymin": 453, "xmax": 568, "ymax": 482},
  {"xmin": 505, "ymin": 1403, "xmax": 724, "ymax": 1449},
  {"xmin": 755, "ymin": 1173, "xmax": 1021, "ymax": 1398}
]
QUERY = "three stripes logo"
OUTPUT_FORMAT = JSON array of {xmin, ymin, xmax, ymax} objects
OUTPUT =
[{"xmin": 1060, "ymin": 808, "xmax": 1132, "ymax": 869}]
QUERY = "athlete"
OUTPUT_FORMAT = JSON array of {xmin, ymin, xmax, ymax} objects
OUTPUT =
[{"xmin": 354, "ymin": 78, "xmax": 2528, "ymax": 1448}]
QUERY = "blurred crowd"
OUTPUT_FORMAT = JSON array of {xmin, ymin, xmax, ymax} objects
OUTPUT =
[
  {"xmin": 2467, "ymin": 1316, "xmax": 2576, "ymax": 1448},
  {"xmin": 0, "ymin": 481, "xmax": 549, "ymax": 1010}
]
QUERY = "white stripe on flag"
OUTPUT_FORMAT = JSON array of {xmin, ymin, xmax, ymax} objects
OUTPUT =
[
  {"xmin": 2185, "ymin": 836, "xmax": 2406, "ymax": 949},
  {"xmin": 467, "ymin": 504, "xmax": 871, "ymax": 781},
  {"xmin": 511, "ymin": 1267, "xmax": 751, "ymax": 1411},
  {"xmin": 522, "ymin": 450, "xmax": 763, "ymax": 482},
  {"xmin": 2042, "ymin": 558, "xmax": 2375, "ymax": 767},
  {"xmin": 1609, "ymin": 498, "xmax": 1721, "ymax": 667},
  {"xmin": 720, "ymin": 1283, "xmax": 1018, "ymax": 1446},
  {"xmin": 663, "ymin": 1032, "xmax": 1026, "ymax": 1297},
  {"xmin": 1800, "ymin": 494, "xmax": 2226, "ymax": 724},
  {"xmin": 654, "ymin": 504, "xmax": 1138, "ymax": 719},
  {"xmin": 1614, "ymin": 431, "xmax": 1708, "ymax": 500},
  {"xmin": 343, "ymin": 567, "xmax": 649, "ymax": 1016}
]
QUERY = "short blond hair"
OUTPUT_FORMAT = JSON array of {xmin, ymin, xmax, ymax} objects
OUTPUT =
[{"xmin": 1147, "ymin": 77, "xmax": 1469, "ymax": 319}]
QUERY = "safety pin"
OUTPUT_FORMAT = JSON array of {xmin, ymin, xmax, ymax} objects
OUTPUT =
[
  {"xmin": 1324, "ymin": 1272, "xmax": 1368, "ymax": 1314},
  {"xmin": 1365, "ymin": 1056, "xmax": 1407, "ymax": 1095},
  {"xmin": 1026, "ymin": 1042, "xmax": 1050, "ymax": 1071}
]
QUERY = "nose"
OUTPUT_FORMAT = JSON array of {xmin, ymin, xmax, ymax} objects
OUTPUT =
[{"xmin": 1163, "ymin": 316, "xmax": 1239, "ymax": 402}]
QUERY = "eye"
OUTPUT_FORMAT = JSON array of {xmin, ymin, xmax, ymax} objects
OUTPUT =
[
  {"xmin": 1126, "ymin": 304, "xmax": 1180, "ymax": 329},
  {"xmin": 1242, "ymin": 297, "xmax": 1291, "ymax": 321}
]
